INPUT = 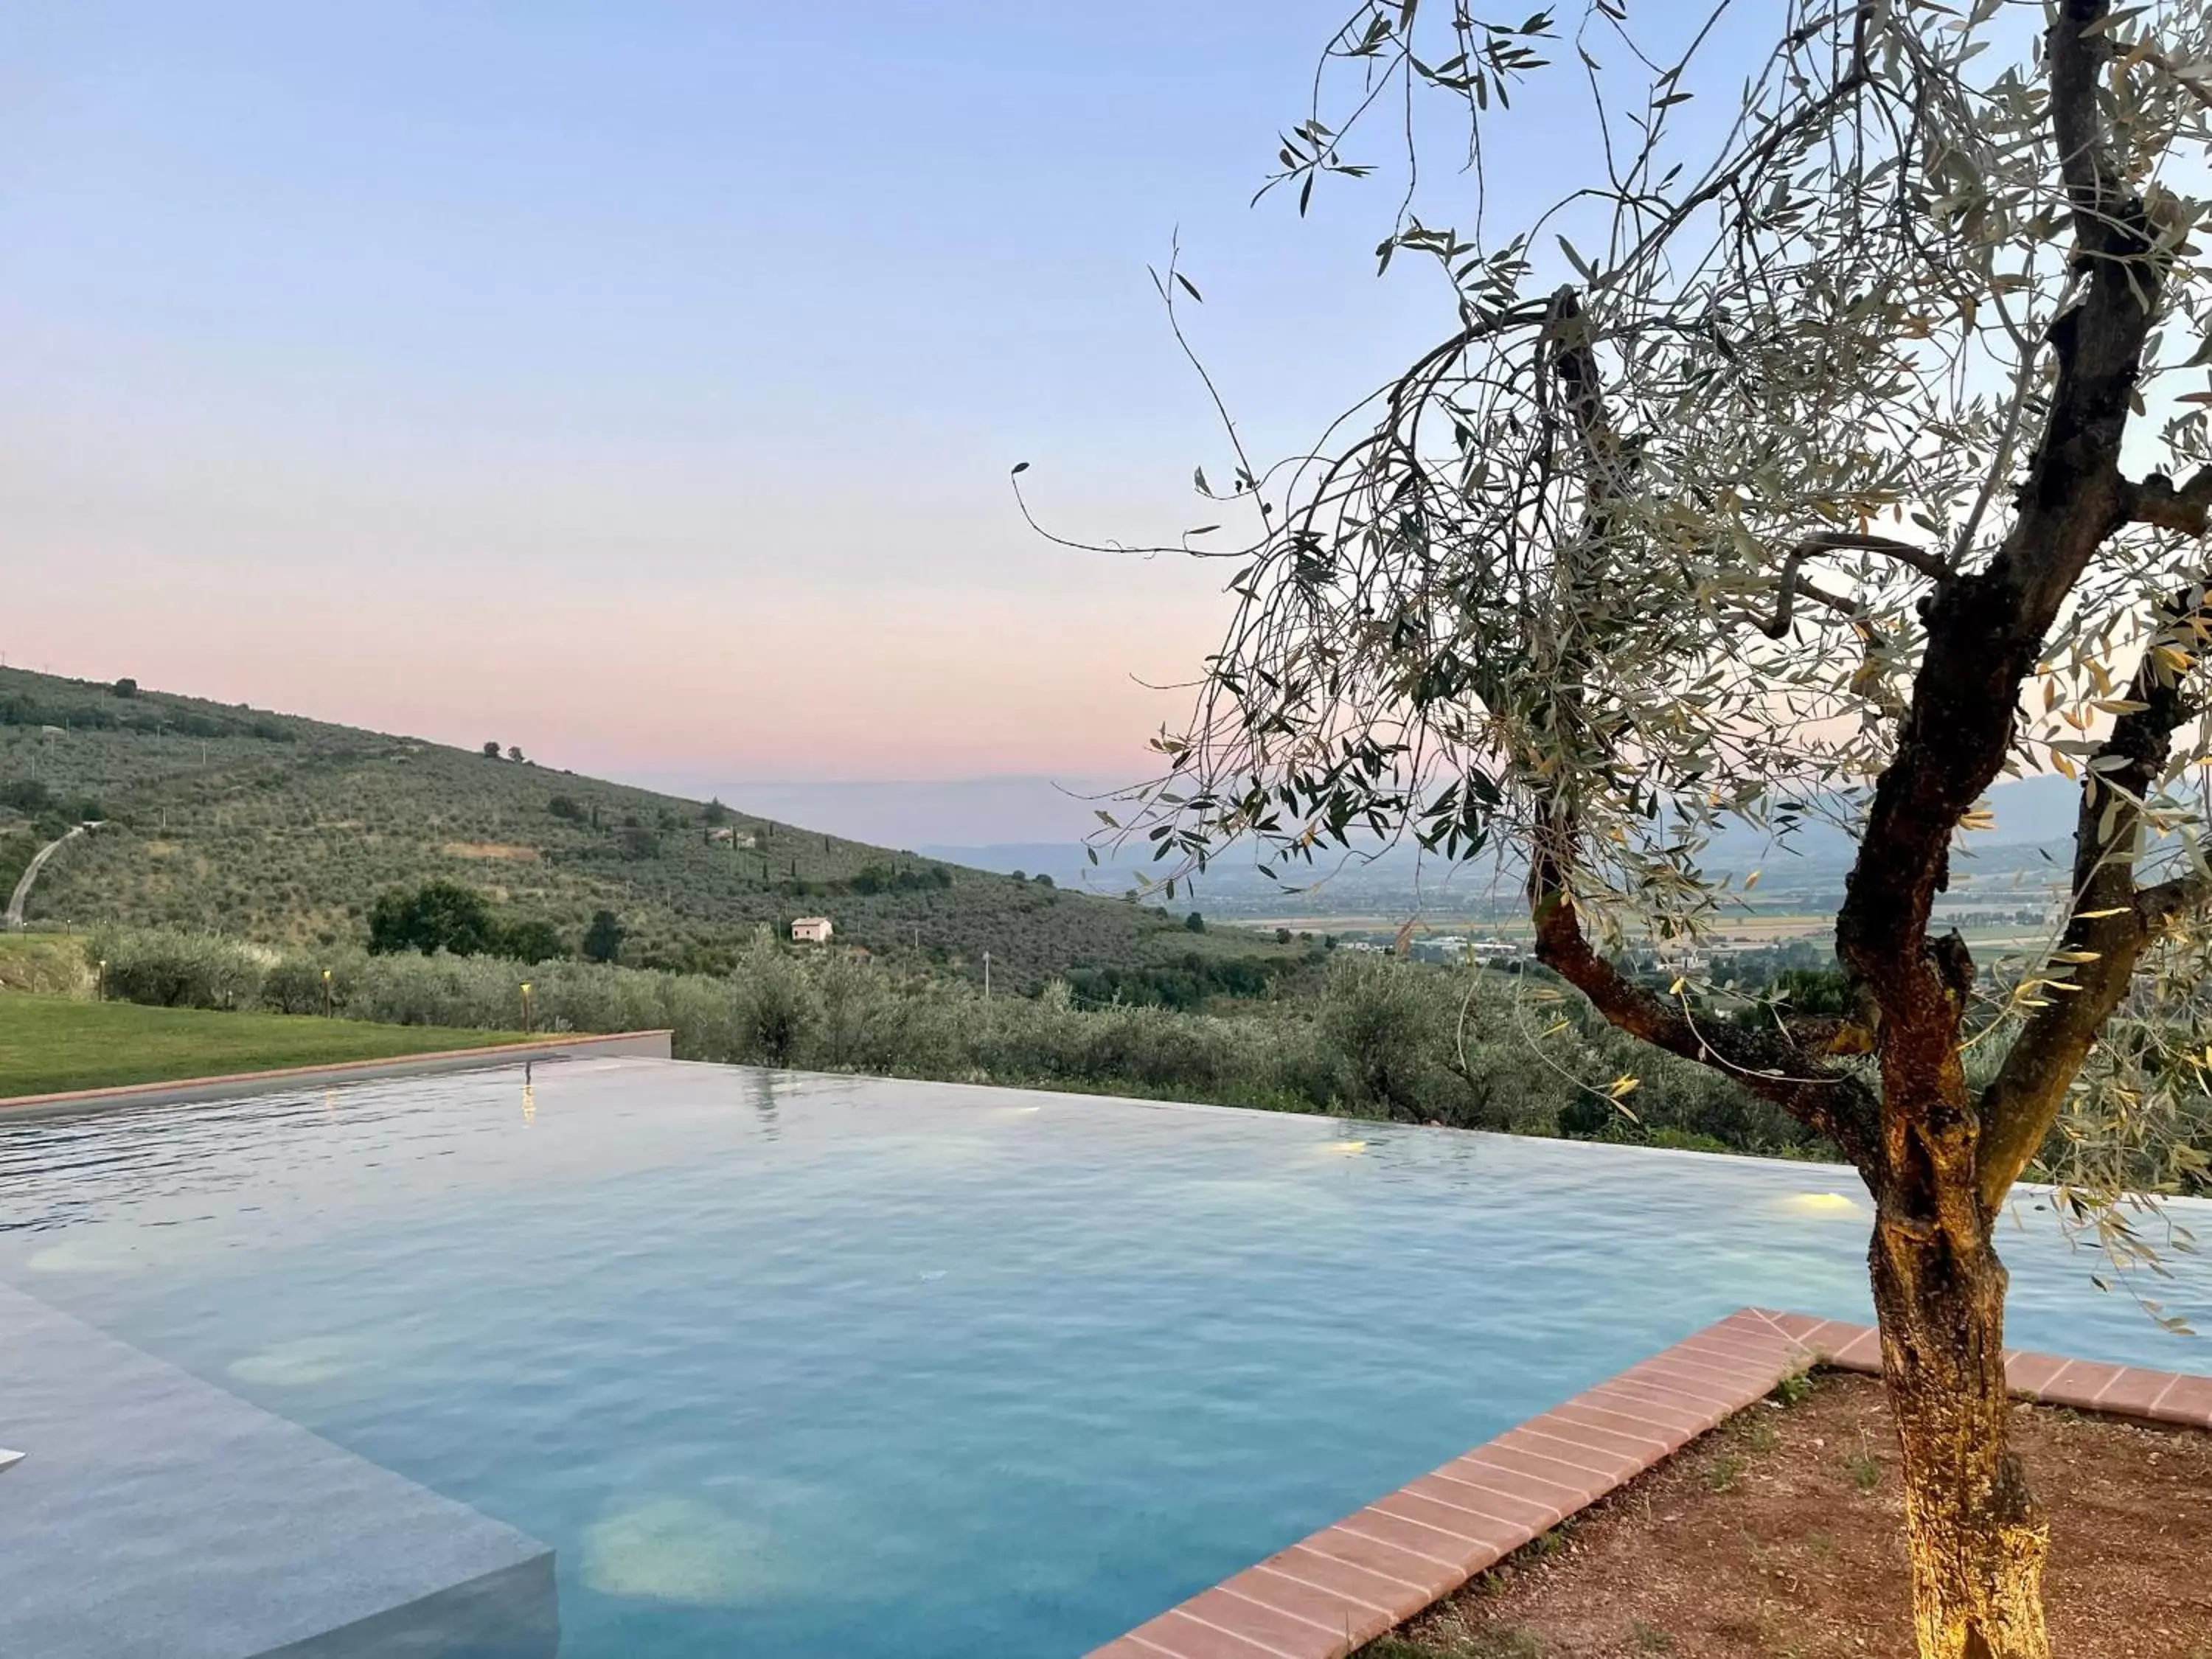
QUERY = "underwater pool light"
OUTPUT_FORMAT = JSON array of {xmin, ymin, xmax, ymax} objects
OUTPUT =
[{"xmin": 1782, "ymin": 1192, "xmax": 1862, "ymax": 1215}]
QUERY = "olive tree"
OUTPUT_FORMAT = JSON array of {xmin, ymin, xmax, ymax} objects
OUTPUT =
[{"xmin": 1071, "ymin": 1, "xmax": 2212, "ymax": 1652}]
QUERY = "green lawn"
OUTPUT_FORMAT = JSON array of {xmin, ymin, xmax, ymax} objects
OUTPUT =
[{"xmin": 0, "ymin": 992, "xmax": 530, "ymax": 1099}]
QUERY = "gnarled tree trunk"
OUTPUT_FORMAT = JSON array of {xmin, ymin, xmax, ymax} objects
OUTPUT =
[{"xmin": 1871, "ymin": 1218, "xmax": 2050, "ymax": 1659}]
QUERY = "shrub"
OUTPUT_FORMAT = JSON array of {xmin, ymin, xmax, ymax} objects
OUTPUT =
[
  {"xmin": 1770, "ymin": 965, "xmax": 1854, "ymax": 1018},
  {"xmin": 59, "ymin": 925, "xmax": 1905, "ymax": 1175},
  {"xmin": 498, "ymin": 917, "xmax": 567, "ymax": 964},
  {"xmin": 93, "ymin": 928, "xmax": 264, "ymax": 1009},
  {"xmin": 0, "ymin": 779, "xmax": 55, "ymax": 815},
  {"xmin": 731, "ymin": 927, "xmax": 818, "ymax": 1065},
  {"xmin": 368, "ymin": 881, "xmax": 498, "ymax": 956},
  {"xmin": 261, "ymin": 956, "xmax": 333, "ymax": 1014},
  {"xmin": 581, "ymin": 909, "xmax": 625, "ymax": 964}
]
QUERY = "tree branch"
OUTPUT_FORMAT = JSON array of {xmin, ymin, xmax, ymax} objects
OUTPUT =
[
  {"xmin": 2135, "ymin": 869, "xmax": 2212, "ymax": 928},
  {"xmin": 1837, "ymin": 0, "xmax": 2154, "ymax": 1035},
  {"xmin": 2139, "ymin": 44, "xmax": 2212, "ymax": 114},
  {"xmin": 2052, "ymin": 0, "xmax": 2128, "ymax": 237},
  {"xmin": 1531, "ymin": 875, "xmax": 1882, "ymax": 1175},
  {"xmin": 1759, "ymin": 532, "xmax": 1955, "ymax": 639},
  {"xmin": 2124, "ymin": 467, "xmax": 2212, "ymax": 534},
  {"xmin": 1527, "ymin": 293, "xmax": 1883, "ymax": 1174},
  {"xmin": 1976, "ymin": 584, "xmax": 2209, "ymax": 1212}
]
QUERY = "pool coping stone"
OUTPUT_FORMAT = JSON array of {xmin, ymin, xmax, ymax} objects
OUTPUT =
[
  {"xmin": 0, "ymin": 1028, "xmax": 675, "ymax": 1117},
  {"xmin": 1087, "ymin": 1307, "xmax": 2211, "ymax": 1659},
  {"xmin": 0, "ymin": 1280, "xmax": 558, "ymax": 1658}
]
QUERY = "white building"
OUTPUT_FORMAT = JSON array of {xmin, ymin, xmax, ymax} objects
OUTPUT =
[{"xmin": 790, "ymin": 917, "xmax": 834, "ymax": 945}]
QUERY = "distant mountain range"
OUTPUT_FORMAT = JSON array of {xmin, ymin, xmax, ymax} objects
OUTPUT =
[
  {"xmin": 7, "ymin": 653, "xmax": 2098, "ymax": 953},
  {"xmin": 928, "ymin": 773, "xmax": 2094, "ymax": 917},
  {"xmin": 624, "ymin": 774, "xmax": 1122, "ymax": 849}
]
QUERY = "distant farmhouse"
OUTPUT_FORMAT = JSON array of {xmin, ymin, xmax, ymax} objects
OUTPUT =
[
  {"xmin": 706, "ymin": 827, "xmax": 758, "ymax": 849},
  {"xmin": 790, "ymin": 917, "xmax": 833, "ymax": 945}
]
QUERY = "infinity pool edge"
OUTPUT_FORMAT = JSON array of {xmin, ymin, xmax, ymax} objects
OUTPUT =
[{"xmin": 0, "ymin": 1028, "xmax": 675, "ymax": 1117}]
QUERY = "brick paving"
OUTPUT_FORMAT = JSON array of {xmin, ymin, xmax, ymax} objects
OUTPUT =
[{"xmin": 1088, "ymin": 1307, "xmax": 2211, "ymax": 1659}]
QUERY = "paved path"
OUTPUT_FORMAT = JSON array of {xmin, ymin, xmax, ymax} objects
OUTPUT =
[{"xmin": 4, "ymin": 822, "xmax": 100, "ymax": 931}]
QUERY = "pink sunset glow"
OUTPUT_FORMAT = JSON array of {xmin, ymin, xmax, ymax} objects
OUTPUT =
[{"xmin": 0, "ymin": 2, "xmax": 1450, "ymax": 825}]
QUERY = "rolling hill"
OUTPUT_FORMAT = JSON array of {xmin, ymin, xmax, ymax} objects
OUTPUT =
[{"xmin": 0, "ymin": 667, "xmax": 1290, "ymax": 990}]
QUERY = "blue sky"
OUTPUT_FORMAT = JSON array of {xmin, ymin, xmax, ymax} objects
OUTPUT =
[{"xmin": 0, "ymin": 2, "xmax": 1649, "ymax": 838}]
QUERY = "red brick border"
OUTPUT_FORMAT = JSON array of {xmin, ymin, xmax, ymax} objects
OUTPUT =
[
  {"xmin": 1769, "ymin": 1309, "xmax": 2212, "ymax": 1427},
  {"xmin": 1088, "ymin": 1308, "xmax": 2211, "ymax": 1659},
  {"xmin": 0, "ymin": 1029, "xmax": 675, "ymax": 1114}
]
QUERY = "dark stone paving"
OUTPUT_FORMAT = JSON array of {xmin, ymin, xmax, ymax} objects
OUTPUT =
[{"xmin": 0, "ymin": 1280, "xmax": 556, "ymax": 1659}]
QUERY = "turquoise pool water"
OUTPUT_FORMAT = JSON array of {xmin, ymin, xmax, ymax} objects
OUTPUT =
[{"xmin": 1, "ymin": 1056, "xmax": 2205, "ymax": 1657}]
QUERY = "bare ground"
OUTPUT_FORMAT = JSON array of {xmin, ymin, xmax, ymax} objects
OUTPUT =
[{"xmin": 1361, "ymin": 1371, "xmax": 2212, "ymax": 1659}]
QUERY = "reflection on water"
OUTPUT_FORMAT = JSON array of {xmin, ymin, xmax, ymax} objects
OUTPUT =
[
  {"xmin": 229, "ymin": 1335, "xmax": 373, "ymax": 1388},
  {"xmin": 24, "ymin": 1236, "xmax": 147, "ymax": 1276},
  {"xmin": 581, "ymin": 1497, "xmax": 783, "ymax": 1607},
  {"xmin": 748, "ymin": 1069, "xmax": 785, "ymax": 1139},
  {"xmin": 1775, "ymin": 1191, "xmax": 1865, "ymax": 1219}
]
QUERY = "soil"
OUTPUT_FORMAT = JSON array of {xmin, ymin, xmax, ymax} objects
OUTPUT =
[{"xmin": 1361, "ymin": 1371, "xmax": 2212, "ymax": 1659}]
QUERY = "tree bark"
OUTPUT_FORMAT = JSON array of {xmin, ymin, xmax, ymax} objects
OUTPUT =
[{"xmin": 1871, "ymin": 1216, "xmax": 2051, "ymax": 1659}]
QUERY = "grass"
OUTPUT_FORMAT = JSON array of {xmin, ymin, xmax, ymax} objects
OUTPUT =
[
  {"xmin": 0, "ymin": 991, "xmax": 529, "ymax": 1098},
  {"xmin": 1770, "ymin": 1370, "xmax": 1817, "ymax": 1408},
  {"xmin": 1843, "ymin": 1439, "xmax": 1885, "ymax": 1492}
]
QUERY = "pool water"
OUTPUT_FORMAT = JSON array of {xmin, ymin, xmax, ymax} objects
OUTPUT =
[{"xmin": 1, "ymin": 1057, "xmax": 2205, "ymax": 1658}]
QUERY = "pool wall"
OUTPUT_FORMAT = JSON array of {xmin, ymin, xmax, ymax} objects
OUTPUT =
[
  {"xmin": 1089, "ymin": 1307, "xmax": 2212, "ymax": 1659},
  {"xmin": 0, "ymin": 1028, "xmax": 674, "ymax": 1118}
]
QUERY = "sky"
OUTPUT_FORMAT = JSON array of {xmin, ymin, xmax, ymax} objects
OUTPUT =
[
  {"xmin": 1, "ymin": 4, "xmax": 1805, "ymax": 844},
  {"xmin": 0, "ymin": 3, "xmax": 1492, "ymax": 832}
]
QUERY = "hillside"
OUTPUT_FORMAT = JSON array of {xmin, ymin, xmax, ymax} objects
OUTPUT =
[{"xmin": 0, "ymin": 667, "xmax": 1291, "ymax": 990}]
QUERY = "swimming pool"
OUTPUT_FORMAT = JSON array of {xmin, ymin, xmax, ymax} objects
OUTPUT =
[{"xmin": 2, "ymin": 1056, "xmax": 2206, "ymax": 1657}]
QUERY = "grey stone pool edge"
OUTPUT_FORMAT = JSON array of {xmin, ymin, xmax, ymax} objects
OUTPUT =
[
  {"xmin": 0, "ymin": 1028, "xmax": 674, "ymax": 1119},
  {"xmin": 1088, "ymin": 1307, "xmax": 2212, "ymax": 1659},
  {"xmin": 0, "ymin": 1280, "xmax": 558, "ymax": 1659}
]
